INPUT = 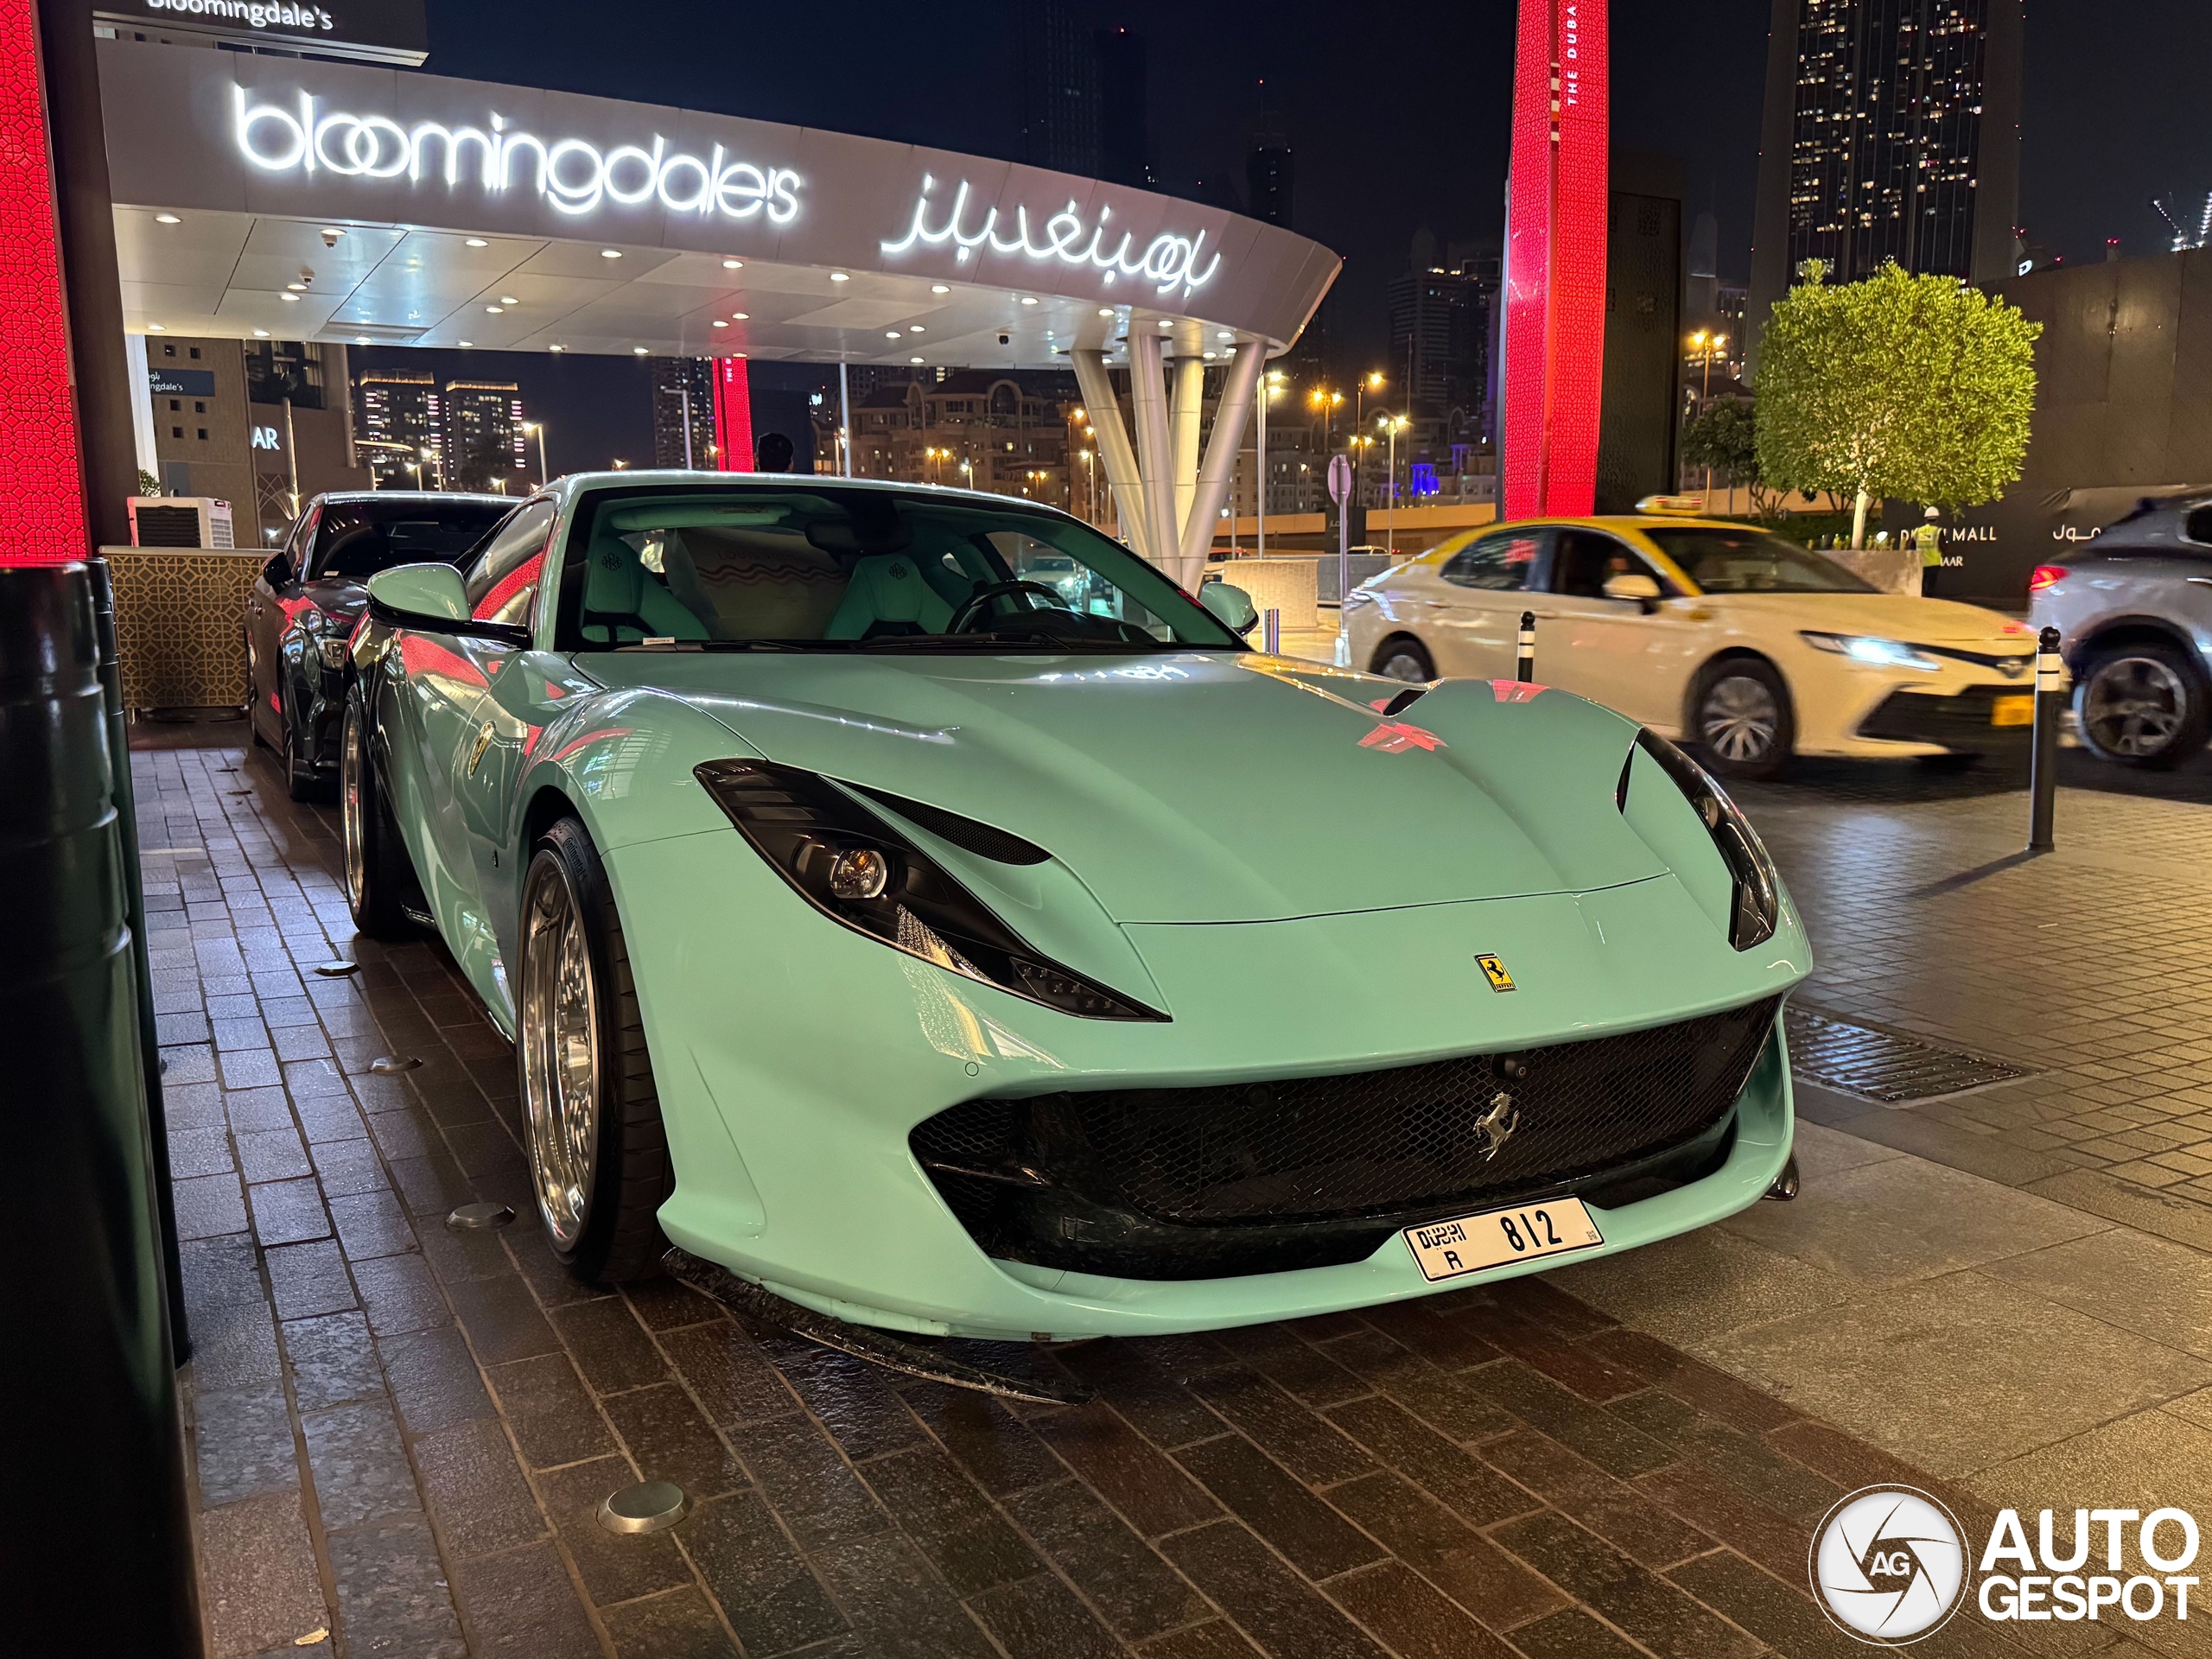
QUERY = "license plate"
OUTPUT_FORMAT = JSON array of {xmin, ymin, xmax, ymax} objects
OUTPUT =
[
  {"xmin": 1991, "ymin": 695, "xmax": 2033, "ymax": 727},
  {"xmin": 1404, "ymin": 1197, "xmax": 1605, "ymax": 1282}
]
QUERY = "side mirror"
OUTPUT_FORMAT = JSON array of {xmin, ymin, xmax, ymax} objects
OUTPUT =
[
  {"xmin": 1603, "ymin": 572, "xmax": 1663, "ymax": 612},
  {"xmin": 1200, "ymin": 580, "xmax": 1260, "ymax": 637},
  {"xmin": 366, "ymin": 563, "xmax": 531, "ymax": 646}
]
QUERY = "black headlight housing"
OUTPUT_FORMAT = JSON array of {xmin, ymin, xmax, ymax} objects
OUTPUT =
[
  {"xmin": 1624, "ymin": 730, "xmax": 1781, "ymax": 951},
  {"xmin": 695, "ymin": 760, "xmax": 1166, "ymax": 1021}
]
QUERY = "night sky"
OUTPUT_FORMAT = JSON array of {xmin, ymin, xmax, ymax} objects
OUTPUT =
[{"xmin": 402, "ymin": 0, "xmax": 2210, "ymax": 473}]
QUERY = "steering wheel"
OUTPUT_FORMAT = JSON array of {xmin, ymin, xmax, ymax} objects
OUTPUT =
[{"xmin": 947, "ymin": 579, "xmax": 1064, "ymax": 633}]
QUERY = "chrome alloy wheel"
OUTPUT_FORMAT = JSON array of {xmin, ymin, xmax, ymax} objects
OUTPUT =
[
  {"xmin": 1700, "ymin": 674, "xmax": 1782, "ymax": 765},
  {"xmin": 520, "ymin": 861, "xmax": 601, "ymax": 1251},
  {"xmin": 2082, "ymin": 654, "xmax": 2187, "ymax": 758},
  {"xmin": 340, "ymin": 707, "xmax": 366, "ymax": 911}
]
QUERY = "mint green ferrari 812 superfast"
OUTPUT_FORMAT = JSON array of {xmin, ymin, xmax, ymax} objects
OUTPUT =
[{"xmin": 341, "ymin": 472, "xmax": 1808, "ymax": 1354}]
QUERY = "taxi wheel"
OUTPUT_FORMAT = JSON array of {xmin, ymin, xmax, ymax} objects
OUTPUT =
[
  {"xmin": 517, "ymin": 817, "xmax": 672, "ymax": 1284},
  {"xmin": 2075, "ymin": 643, "xmax": 2209, "ymax": 768},
  {"xmin": 1694, "ymin": 658, "xmax": 1795, "ymax": 781},
  {"xmin": 1370, "ymin": 638, "xmax": 1434, "ymax": 683}
]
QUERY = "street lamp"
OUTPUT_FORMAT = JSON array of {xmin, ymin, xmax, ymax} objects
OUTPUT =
[
  {"xmin": 1686, "ymin": 332, "xmax": 1728, "ymax": 501},
  {"xmin": 523, "ymin": 421, "xmax": 549, "ymax": 489},
  {"xmin": 1081, "ymin": 448, "xmax": 1096, "ymax": 524},
  {"xmin": 1260, "ymin": 368, "xmax": 1287, "ymax": 559},
  {"xmin": 1379, "ymin": 413, "xmax": 1409, "ymax": 556}
]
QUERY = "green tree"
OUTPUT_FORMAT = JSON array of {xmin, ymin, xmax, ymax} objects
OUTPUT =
[
  {"xmin": 1754, "ymin": 259, "xmax": 2040, "ymax": 550},
  {"xmin": 137, "ymin": 469, "xmax": 162, "ymax": 497},
  {"xmin": 1679, "ymin": 397, "xmax": 1775, "ymax": 514}
]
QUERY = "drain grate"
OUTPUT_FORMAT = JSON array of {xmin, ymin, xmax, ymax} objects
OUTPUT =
[{"xmin": 1784, "ymin": 1006, "xmax": 2027, "ymax": 1103}]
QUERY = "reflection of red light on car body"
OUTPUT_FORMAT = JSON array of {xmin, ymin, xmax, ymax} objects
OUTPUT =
[
  {"xmin": 1489, "ymin": 680, "xmax": 1548, "ymax": 702},
  {"xmin": 1359, "ymin": 721, "xmax": 1445, "ymax": 753}
]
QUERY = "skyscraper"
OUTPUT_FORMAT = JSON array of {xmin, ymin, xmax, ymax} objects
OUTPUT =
[
  {"xmin": 1387, "ymin": 241, "xmax": 1497, "ymax": 452},
  {"xmin": 1246, "ymin": 84, "xmax": 1294, "ymax": 230},
  {"xmin": 1015, "ymin": 0, "xmax": 1100, "ymax": 175},
  {"xmin": 1748, "ymin": 0, "xmax": 2024, "ymax": 363},
  {"xmin": 353, "ymin": 368, "xmax": 438, "ymax": 488},
  {"xmin": 442, "ymin": 381, "xmax": 524, "ymax": 493},
  {"xmin": 649, "ymin": 359, "xmax": 716, "ymax": 468}
]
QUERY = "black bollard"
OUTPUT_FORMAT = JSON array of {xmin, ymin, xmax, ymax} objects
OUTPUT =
[
  {"xmin": 87, "ymin": 556, "xmax": 188, "ymax": 1357},
  {"xmin": 1517, "ymin": 610, "xmax": 1536, "ymax": 683},
  {"xmin": 2028, "ymin": 624, "xmax": 2062, "ymax": 853},
  {"xmin": 0, "ymin": 563, "xmax": 203, "ymax": 1653}
]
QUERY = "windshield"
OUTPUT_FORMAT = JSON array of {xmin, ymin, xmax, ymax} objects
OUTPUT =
[
  {"xmin": 310, "ymin": 500, "xmax": 512, "ymax": 581},
  {"xmin": 550, "ymin": 485, "xmax": 1244, "ymax": 652},
  {"xmin": 1642, "ymin": 526, "xmax": 1876, "ymax": 594}
]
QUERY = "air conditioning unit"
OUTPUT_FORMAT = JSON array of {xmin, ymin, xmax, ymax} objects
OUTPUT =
[{"xmin": 129, "ymin": 496, "xmax": 236, "ymax": 549}]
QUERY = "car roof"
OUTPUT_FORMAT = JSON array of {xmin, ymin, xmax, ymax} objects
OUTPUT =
[
  {"xmin": 543, "ymin": 469, "xmax": 1071, "ymax": 517},
  {"xmin": 306, "ymin": 491, "xmax": 513, "ymax": 508}
]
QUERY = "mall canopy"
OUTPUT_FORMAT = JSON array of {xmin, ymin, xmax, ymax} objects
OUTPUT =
[{"xmin": 97, "ymin": 40, "xmax": 1340, "ymax": 580}]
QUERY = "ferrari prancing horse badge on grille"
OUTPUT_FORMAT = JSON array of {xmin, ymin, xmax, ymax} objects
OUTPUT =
[{"xmin": 1475, "ymin": 954, "xmax": 1516, "ymax": 992}]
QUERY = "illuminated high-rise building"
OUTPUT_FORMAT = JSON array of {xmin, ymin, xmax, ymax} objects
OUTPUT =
[
  {"xmin": 353, "ymin": 368, "xmax": 438, "ymax": 488},
  {"xmin": 1748, "ymin": 0, "xmax": 2024, "ymax": 365},
  {"xmin": 442, "ymin": 380, "xmax": 525, "ymax": 493}
]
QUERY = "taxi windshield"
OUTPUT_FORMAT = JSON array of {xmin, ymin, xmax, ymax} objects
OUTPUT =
[{"xmin": 1642, "ymin": 526, "xmax": 1877, "ymax": 594}]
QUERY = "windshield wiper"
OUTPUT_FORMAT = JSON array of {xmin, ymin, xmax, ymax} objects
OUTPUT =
[
  {"xmin": 612, "ymin": 639, "xmax": 805, "ymax": 652},
  {"xmin": 855, "ymin": 630, "xmax": 1182, "ymax": 653}
]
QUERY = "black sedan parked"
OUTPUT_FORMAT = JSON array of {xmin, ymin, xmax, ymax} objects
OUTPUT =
[{"xmin": 247, "ymin": 492, "xmax": 513, "ymax": 797}]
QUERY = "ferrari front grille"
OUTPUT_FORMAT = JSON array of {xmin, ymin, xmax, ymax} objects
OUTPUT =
[{"xmin": 911, "ymin": 995, "xmax": 1783, "ymax": 1279}]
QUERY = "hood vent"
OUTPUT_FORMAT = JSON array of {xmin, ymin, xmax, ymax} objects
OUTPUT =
[{"xmin": 853, "ymin": 785, "xmax": 1052, "ymax": 866}]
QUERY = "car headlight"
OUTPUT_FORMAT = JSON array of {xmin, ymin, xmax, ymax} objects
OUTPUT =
[
  {"xmin": 1799, "ymin": 631, "xmax": 1940, "ymax": 671},
  {"xmin": 694, "ymin": 760, "xmax": 1166, "ymax": 1021},
  {"xmin": 1630, "ymin": 731, "xmax": 1781, "ymax": 951},
  {"xmin": 319, "ymin": 637, "xmax": 350, "ymax": 671}
]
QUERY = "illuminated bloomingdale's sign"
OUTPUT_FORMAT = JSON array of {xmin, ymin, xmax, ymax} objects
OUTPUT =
[
  {"xmin": 881, "ymin": 176, "xmax": 1220, "ymax": 297},
  {"xmin": 232, "ymin": 87, "xmax": 803, "ymax": 222}
]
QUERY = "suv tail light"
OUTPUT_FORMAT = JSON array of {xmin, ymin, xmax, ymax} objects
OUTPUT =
[{"xmin": 2028, "ymin": 564, "xmax": 2068, "ymax": 593}]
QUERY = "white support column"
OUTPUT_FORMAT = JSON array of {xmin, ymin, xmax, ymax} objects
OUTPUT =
[
  {"xmin": 1128, "ymin": 333, "xmax": 1180, "ymax": 576},
  {"xmin": 1175, "ymin": 341, "xmax": 1267, "ymax": 586},
  {"xmin": 1169, "ymin": 351, "xmax": 1205, "ymax": 543},
  {"xmin": 1070, "ymin": 350, "xmax": 1152, "ymax": 563}
]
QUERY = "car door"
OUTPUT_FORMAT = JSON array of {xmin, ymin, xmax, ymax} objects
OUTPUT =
[
  {"xmin": 247, "ymin": 505, "xmax": 315, "ymax": 740},
  {"xmin": 387, "ymin": 499, "xmax": 557, "ymax": 1001},
  {"xmin": 1424, "ymin": 527, "xmax": 1550, "ymax": 677},
  {"xmin": 1530, "ymin": 528, "xmax": 1697, "ymax": 724}
]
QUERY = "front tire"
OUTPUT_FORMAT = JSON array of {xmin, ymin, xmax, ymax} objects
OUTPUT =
[
  {"xmin": 1694, "ymin": 658, "xmax": 1796, "ymax": 780},
  {"xmin": 1370, "ymin": 637, "xmax": 1434, "ymax": 682},
  {"xmin": 2075, "ymin": 642, "xmax": 2209, "ymax": 768},
  {"xmin": 518, "ymin": 818, "xmax": 671, "ymax": 1284},
  {"xmin": 341, "ymin": 688, "xmax": 418, "ymax": 939}
]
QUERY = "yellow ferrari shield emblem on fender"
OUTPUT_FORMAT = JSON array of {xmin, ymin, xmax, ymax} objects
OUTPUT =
[{"xmin": 1475, "ymin": 954, "xmax": 1516, "ymax": 992}]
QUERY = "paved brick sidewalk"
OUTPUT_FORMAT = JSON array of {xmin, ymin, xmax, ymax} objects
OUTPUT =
[{"xmin": 143, "ymin": 728, "xmax": 2171, "ymax": 1659}]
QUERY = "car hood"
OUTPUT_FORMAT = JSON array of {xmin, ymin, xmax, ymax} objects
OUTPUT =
[
  {"xmin": 1701, "ymin": 591, "xmax": 2031, "ymax": 650},
  {"xmin": 579, "ymin": 650, "xmax": 1672, "ymax": 925}
]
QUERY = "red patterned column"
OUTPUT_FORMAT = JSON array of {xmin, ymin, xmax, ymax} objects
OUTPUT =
[
  {"xmin": 0, "ymin": 0, "xmax": 87, "ymax": 563},
  {"xmin": 711, "ymin": 355, "xmax": 755, "ymax": 472},
  {"xmin": 1502, "ymin": 0, "xmax": 1608, "ymax": 520}
]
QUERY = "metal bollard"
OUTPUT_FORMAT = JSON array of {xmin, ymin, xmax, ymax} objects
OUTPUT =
[
  {"xmin": 2028, "ymin": 624, "xmax": 2062, "ymax": 852},
  {"xmin": 1517, "ymin": 610, "xmax": 1536, "ymax": 683},
  {"xmin": 1262, "ymin": 607, "xmax": 1281, "ymax": 656}
]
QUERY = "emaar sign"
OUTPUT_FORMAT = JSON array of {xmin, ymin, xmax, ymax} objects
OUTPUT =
[{"xmin": 232, "ymin": 87, "xmax": 804, "ymax": 222}]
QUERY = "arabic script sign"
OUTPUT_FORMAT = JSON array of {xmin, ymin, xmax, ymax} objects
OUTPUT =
[{"xmin": 881, "ymin": 176, "xmax": 1220, "ymax": 297}]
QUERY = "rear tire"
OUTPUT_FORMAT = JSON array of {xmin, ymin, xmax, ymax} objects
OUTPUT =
[
  {"xmin": 341, "ymin": 688, "xmax": 419, "ymax": 940},
  {"xmin": 1694, "ymin": 658, "xmax": 1796, "ymax": 781},
  {"xmin": 2075, "ymin": 642, "xmax": 2209, "ymax": 768},
  {"xmin": 1370, "ymin": 637, "xmax": 1434, "ymax": 683},
  {"xmin": 518, "ymin": 817, "xmax": 672, "ymax": 1284}
]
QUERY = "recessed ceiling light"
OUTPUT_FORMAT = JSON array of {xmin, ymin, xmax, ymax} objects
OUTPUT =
[
  {"xmin": 601, "ymin": 248, "xmax": 622, "ymax": 259},
  {"xmin": 147, "ymin": 322, "xmax": 165, "ymax": 332},
  {"xmin": 458, "ymin": 340, "xmax": 472, "ymax": 347},
  {"xmin": 1158, "ymin": 320, "xmax": 1173, "ymax": 329},
  {"xmin": 322, "ymin": 227, "xmax": 346, "ymax": 239},
  {"xmin": 733, "ymin": 351, "xmax": 747, "ymax": 358},
  {"xmin": 908, "ymin": 324, "xmax": 925, "ymax": 333},
  {"xmin": 1019, "ymin": 296, "xmax": 1039, "ymax": 306},
  {"xmin": 281, "ymin": 293, "xmax": 300, "ymax": 302},
  {"xmin": 499, "ymin": 296, "xmax": 518, "ymax": 306},
  {"xmin": 712, "ymin": 319, "xmax": 727, "ymax": 328},
  {"xmin": 1217, "ymin": 331, "xmax": 1233, "ymax": 340},
  {"xmin": 1203, "ymin": 351, "xmax": 1217, "ymax": 360},
  {"xmin": 633, "ymin": 346, "xmax": 649, "ymax": 355},
  {"xmin": 722, "ymin": 257, "xmax": 743, "ymax": 270},
  {"xmin": 886, "ymin": 330, "xmax": 900, "ymax": 340},
  {"xmin": 465, "ymin": 237, "xmax": 488, "ymax": 248},
  {"xmin": 732, "ymin": 312, "xmax": 747, "ymax": 321},
  {"xmin": 1098, "ymin": 308, "xmax": 1115, "ymax": 317},
  {"xmin": 830, "ymin": 271, "xmax": 850, "ymax": 282},
  {"xmin": 910, "ymin": 356, "xmax": 925, "ymax": 365},
  {"xmin": 287, "ymin": 282, "xmax": 306, "ymax": 291},
  {"xmin": 354, "ymin": 336, "xmax": 371, "ymax": 345},
  {"xmin": 154, "ymin": 213, "xmax": 181, "ymax": 225},
  {"xmin": 252, "ymin": 327, "xmax": 269, "ymax": 337},
  {"xmin": 485, "ymin": 306, "xmax": 503, "ymax": 315},
  {"xmin": 931, "ymin": 283, "xmax": 950, "ymax": 294},
  {"xmin": 549, "ymin": 344, "xmax": 565, "ymax": 352}
]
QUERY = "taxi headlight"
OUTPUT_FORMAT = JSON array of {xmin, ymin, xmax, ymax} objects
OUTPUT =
[{"xmin": 1800, "ymin": 632, "xmax": 1940, "ymax": 672}]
